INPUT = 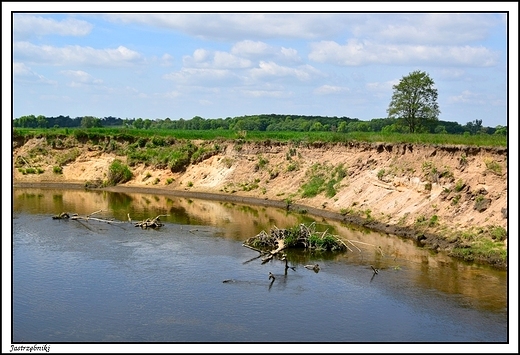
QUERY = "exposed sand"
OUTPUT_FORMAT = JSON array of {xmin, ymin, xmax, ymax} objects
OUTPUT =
[{"xmin": 13, "ymin": 138, "xmax": 508, "ymax": 268}]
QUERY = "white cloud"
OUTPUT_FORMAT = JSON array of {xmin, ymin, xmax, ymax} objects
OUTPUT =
[
  {"xmin": 104, "ymin": 13, "xmax": 345, "ymax": 40},
  {"xmin": 231, "ymin": 40, "xmax": 301, "ymax": 64},
  {"xmin": 14, "ymin": 15, "xmax": 93, "ymax": 39},
  {"xmin": 13, "ymin": 62, "xmax": 33, "ymax": 76},
  {"xmin": 163, "ymin": 68, "xmax": 238, "ymax": 86},
  {"xmin": 198, "ymin": 99, "xmax": 213, "ymax": 106},
  {"xmin": 14, "ymin": 42, "xmax": 142, "ymax": 67},
  {"xmin": 13, "ymin": 62, "xmax": 56, "ymax": 84},
  {"xmin": 160, "ymin": 54, "xmax": 174, "ymax": 66},
  {"xmin": 183, "ymin": 49, "xmax": 251, "ymax": 69},
  {"xmin": 365, "ymin": 80, "xmax": 399, "ymax": 92},
  {"xmin": 231, "ymin": 40, "xmax": 271, "ymax": 57},
  {"xmin": 249, "ymin": 61, "xmax": 320, "ymax": 81},
  {"xmin": 279, "ymin": 47, "xmax": 300, "ymax": 62},
  {"xmin": 351, "ymin": 13, "xmax": 501, "ymax": 45},
  {"xmin": 308, "ymin": 39, "xmax": 500, "ymax": 67},
  {"xmin": 438, "ymin": 68, "xmax": 467, "ymax": 81},
  {"xmin": 242, "ymin": 90, "xmax": 292, "ymax": 98},
  {"xmin": 60, "ymin": 70, "xmax": 103, "ymax": 85},
  {"xmin": 314, "ymin": 85, "xmax": 349, "ymax": 95},
  {"xmin": 192, "ymin": 49, "xmax": 210, "ymax": 63},
  {"xmin": 213, "ymin": 52, "xmax": 251, "ymax": 69},
  {"xmin": 447, "ymin": 90, "xmax": 505, "ymax": 107}
]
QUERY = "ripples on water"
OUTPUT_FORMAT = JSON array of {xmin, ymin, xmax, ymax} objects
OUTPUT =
[{"xmin": 11, "ymin": 188, "xmax": 508, "ymax": 345}]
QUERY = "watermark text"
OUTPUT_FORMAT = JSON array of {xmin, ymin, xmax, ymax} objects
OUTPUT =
[{"xmin": 10, "ymin": 344, "xmax": 50, "ymax": 353}]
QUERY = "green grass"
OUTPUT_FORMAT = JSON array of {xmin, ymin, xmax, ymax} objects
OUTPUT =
[
  {"xmin": 107, "ymin": 159, "xmax": 133, "ymax": 186},
  {"xmin": 13, "ymin": 127, "xmax": 507, "ymax": 147},
  {"xmin": 450, "ymin": 239, "xmax": 506, "ymax": 263},
  {"xmin": 485, "ymin": 159, "xmax": 503, "ymax": 175},
  {"xmin": 300, "ymin": 163, "xmax": 347, "ymax": 198},
  {"xmin": 446, "ymin": 226, "xmax": 507, "ymax": 265}
]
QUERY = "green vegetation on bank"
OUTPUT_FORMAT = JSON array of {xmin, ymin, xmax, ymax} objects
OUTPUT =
[
  {"xmin": 12, "ymin": 124, "xmax": 507, "ymax": 269},
  {"xmin": 13, "ymin": 127, "xmax": 507, "ymax": 147}
]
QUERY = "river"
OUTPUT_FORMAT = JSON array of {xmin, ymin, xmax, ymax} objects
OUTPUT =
[{"xmin": 10, "ymin": 187, "xmax": 510, "ymax": 350}]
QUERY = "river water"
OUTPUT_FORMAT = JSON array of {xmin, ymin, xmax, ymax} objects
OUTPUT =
[{"xmin": 10, "ymin": 187, "xmax": 510, "ymax": 348}]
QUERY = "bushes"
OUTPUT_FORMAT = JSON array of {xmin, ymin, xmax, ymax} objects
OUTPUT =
[
  {"xmin": 107, "ymin": 159, "xmax": 133, "ymax": 186},
  {"xmin": 300, "ymin": 163, "xmax": 347, "ymax": 198}
]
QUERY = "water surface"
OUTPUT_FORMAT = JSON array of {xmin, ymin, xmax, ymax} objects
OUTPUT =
[{"xmin": 12, "ymin": 188, "xmax": 508, "ymax": 344}]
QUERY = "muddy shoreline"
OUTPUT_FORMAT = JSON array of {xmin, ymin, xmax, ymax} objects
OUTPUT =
[{"xmin": 13, "ymin": 181, "xmax": 506, "ymax": 270}]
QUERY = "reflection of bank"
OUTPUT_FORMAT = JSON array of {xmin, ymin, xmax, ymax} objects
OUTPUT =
[
  {"xmin": 12, "ymin": 185, "xmax": 509, "ymax": 312},
  {"xmin": 12, "ymin": 186, "xmax": 315, "ymax": 242}
]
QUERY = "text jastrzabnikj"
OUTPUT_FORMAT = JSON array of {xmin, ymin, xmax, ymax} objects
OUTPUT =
[{"xmin": 10, "ymin": 344, "xmax": 50, "ymax": 353}]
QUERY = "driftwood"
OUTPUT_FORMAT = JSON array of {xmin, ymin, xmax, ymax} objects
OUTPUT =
[
  {"xmin": 52, "ymin": 211, "xmax": 168, "ymax": 229},
  {"xmin": 243, "ymin": 223, "xmax": 346, "ymax": 254},
  {"xmin": 133, "ymin": 215, "xmax": 168, "ymax": 229},
  {"xmin": 243, "ymin": 223, "xmax": 347, "ymax": 267}
]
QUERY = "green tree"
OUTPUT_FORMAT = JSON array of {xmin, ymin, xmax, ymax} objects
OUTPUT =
[
  {"xmin": 133, "ymin": 118, "xmax": 144, "ymax": 129},
  {"xmin": 387, "ymin": 70, "xmax": 440, "ymax": 133},
  {"xmin": 494, "ymin": 125, "xmax": 507, "ymax": 135},
  {"xmin": 81, "ymin": 116, "xmax": 101, "ymax": 128}
]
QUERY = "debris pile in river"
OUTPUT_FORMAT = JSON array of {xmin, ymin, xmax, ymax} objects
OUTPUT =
[
  {"xmin": 133, "ymin": 215, "xmax": 165, "ymax": 229},
  {"xmin": 244, "ymin": 223, "xmax": 347, "ymax": 253}
]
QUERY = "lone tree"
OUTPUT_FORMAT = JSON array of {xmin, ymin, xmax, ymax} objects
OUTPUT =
[{"xmin": 387, "ymin": 70, "xmax": 440, "ymax": 133}]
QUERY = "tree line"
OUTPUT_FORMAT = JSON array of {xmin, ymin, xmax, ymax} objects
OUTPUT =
[
  {"xmin": 12, "ymin": 71, "xmax": 507, "ymax": 136},
  {"xmin": 12, "ymin": 113, "xmax": 506, "ymax": 136}
]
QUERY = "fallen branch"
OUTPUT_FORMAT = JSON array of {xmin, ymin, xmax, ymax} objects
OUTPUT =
[
  {"xmin": 53, "ymin": 211, "xmax": 168, "ymax": 229},
  {"xmin": 87, "ymin": 209, "xmax": 104, "ymax": 218},
  {"xmin": 346, "ymin": 239, "xmax": 362, "ymax": 253},
  {"xmin": 134, "ymin": 215, "xmax": 168, "ymax": 229},
  {"xmin": 348, "ymin": 240, "xmax": 384, "ymax": 255}
]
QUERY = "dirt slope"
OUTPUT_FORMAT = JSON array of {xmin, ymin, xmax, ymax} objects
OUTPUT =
[{"xmin": 12, "ymin": 137, "xmax": 508, "ymax": 267}]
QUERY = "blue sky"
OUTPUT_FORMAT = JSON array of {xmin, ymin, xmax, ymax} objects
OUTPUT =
[{"xmin": 5, "ymin": 3, "xmax": 518, "ymax": 128}]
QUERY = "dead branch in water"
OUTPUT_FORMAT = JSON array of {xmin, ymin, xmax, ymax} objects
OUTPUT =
[
  {"xmin": 133, "ymin": 214, "xmax": 168, "ymax": 229},
  {"xmin": 53, "ymin": 211, "xmax": 168, "ymax": 229},
  {"xmin": 348, "ymin": 240, "xmax": 384, "ymax": 256}
]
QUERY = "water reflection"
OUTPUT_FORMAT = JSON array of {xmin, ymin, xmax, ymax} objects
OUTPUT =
[{"xmin": 13, "ymin": 187, "xmax": 507, "ymax": 313}]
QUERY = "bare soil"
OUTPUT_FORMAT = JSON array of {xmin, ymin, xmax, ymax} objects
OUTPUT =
[{"xmin": 13, "ymin": 138, "xmax": 508, "ymax": 269}]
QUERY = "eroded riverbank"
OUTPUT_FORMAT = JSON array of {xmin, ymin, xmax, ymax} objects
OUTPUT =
[{"xmin": 13, "ymin": 138, "xmax": 508, "ymax": 269}]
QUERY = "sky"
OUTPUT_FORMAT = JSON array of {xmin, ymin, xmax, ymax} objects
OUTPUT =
[{"xmin": 5, "ymin": 3, "xmax": 517, "ymax": 128}]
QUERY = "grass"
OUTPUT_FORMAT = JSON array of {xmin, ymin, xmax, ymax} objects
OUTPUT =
[
  {"xmin": 450, "ymin": 239, "xmax": 506, "ymax": 263},
  {"xmin": 484, "ymin": 159, "xmax": 503, "ymax": 175},
  {"xmin": 454, "ymin": 179, "xmax": 465, "ymax": 192},
  {"xmin": 13, "ymin": 127, "xmax": 507, "ymax": 147},
  {"xmin": 107, "ymin": 159, "xmax": 133, "ymax": 186},
  {"xmin": 18, "ymin": 167, "xmax": 44, "ymax": 175},
  {"xmin": 300, "ymin": 163, "xmax": 347, "ymax": 198},
  {"xmin": 445, "ymin": 225, "xmax": 507, "ymax": 265}
]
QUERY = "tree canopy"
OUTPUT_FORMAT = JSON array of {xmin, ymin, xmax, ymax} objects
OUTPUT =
[
  {"xmin": 13, "ymin": 113, "xmax": 503, "ymax": 135},
  {"xmin": 387, "ymin": 70, "xmax": 440, "ymax": 133}
]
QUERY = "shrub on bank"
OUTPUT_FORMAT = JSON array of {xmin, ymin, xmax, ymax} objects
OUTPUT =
[{"xmin": 107, "ymin": 159, "xmax": 133, "ymax": 186}]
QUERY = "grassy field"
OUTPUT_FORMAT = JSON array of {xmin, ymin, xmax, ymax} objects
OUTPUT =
[{"xmin": 13, "ymin": 127, "xmax": 507, "ymax": 147}]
